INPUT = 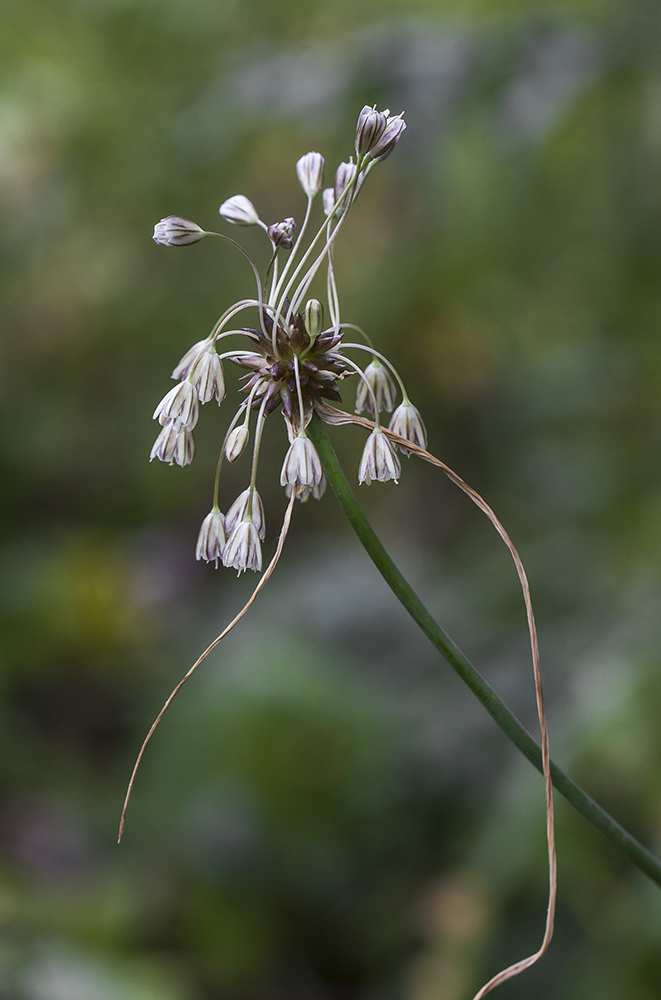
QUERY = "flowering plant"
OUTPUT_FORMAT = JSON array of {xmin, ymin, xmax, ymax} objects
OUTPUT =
[{"xmin": 120, "ymin": 105, "xmax": 661, "ymax": 1000}]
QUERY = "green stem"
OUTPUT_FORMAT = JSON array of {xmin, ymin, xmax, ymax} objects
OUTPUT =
[{"xmin": 308, "ymin": 412, "xmax": 661, "ymax": 889}]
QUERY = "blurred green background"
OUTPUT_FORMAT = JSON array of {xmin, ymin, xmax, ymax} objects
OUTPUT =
[{"xmin": 2, "ymin": 0, "xmax": 661, "ymax": 997}]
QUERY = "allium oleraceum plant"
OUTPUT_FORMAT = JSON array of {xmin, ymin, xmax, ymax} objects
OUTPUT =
[
  {"xmin": 124, "ymin": 105, "xmax": 566, "ymax": 1000},
  {"xmin": 120, "ymin": 101, "xmax": 661, "ymax": 999}
]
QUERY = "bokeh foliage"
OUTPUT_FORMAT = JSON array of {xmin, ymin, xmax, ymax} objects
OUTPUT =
[{"xmin": 1, "ymin": 0, "xmax": 661, "ymax": 997}]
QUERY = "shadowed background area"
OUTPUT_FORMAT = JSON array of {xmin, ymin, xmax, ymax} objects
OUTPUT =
[{"xmin": 2, "ymin": 0, "xmax": 661, "ymax": 997}]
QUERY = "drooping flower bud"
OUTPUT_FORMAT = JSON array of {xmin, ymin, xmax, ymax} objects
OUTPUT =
[
  {"xmin": 149, "ymin": 424, "xmax": 195, "ymax": 467},
  {"xmin": 358, "ymin": 427, "xmax": 401, "ymax": 485},
  {"xmin": 296, "ymin": 152, "xmax": 324, "ymax": 198},
  {"xmin": 219, "ymin": 195, "xmax": 260, "ymax": 226},
  {"xmin": 355, "ymin": 359, "xmax": 397, "ymax": 414},
  {"xmin": 153, "ymin": 380, "xmax": 199, "ymax": 432},
  {"xmin": 189, "ymin": 345, "xmax": 226, "ymax": 404},
  {"xmin": 354, "ymin": 105, "xmax": 389, "ymax": 158},
  {"xmin": 153, "ymin": 216, "xmax": 205, "ymax": 247},
  {"xmin": 280, "ymin": 433, "xmax": 323, "ymax": 493},
  {"xmin": 196, "ymin": 509, "xmax": 226, "ymax": 565},
  {"xmin": 267, "ymin": 217, "xmax": 296, "ymax": 250},
  {"xmin": 225, "ymin": 424, "xmax": 250, "ymax": 463},
  {"xmin": 225, "ymin": 488, "xmax": 265, "ymax": 540},
  {"xmin": 171, "ymin": 339, "xmax": 209, "ymax": 381},
  {"xmin": 388, "ymin": 401, "xmax": 427, "ymax": 456},
  {"xmin": 222, "ymin": 520, "xmax": 262, "ymax": 575},
  {"xmin": 370, "ymin": 113, "xmax": 406, "ymax": 161},
  {"xmin": 322, "ymin": 188, "xmax": 335, "ymax": 217},
  {"xmin": 304, "ymin": 299, "xmax": 324, "ymax": 342}
]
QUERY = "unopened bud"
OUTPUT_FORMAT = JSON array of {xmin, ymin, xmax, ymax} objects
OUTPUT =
[
  {"xmin": 225, "ymin": 424, "xmax": 250, "ymax": 463},
  {"xmin": 334, "ymin": 160, "xmax": 357, "ymax": 206},
  {"xmin": 296, "ymin": 152, "xmax": 324, "ymax": 198},
  {"xmin": 267, "ymin": 217, "xmax": 296, "ymax": 250},
  {"xmin": 219, "ymin": 195, "xmax": 260, "ymax": 226},
  {"xmin": 322, "ymin": 188, "xmax": 335, "ymax": 217},
  {"xmin": 304, "ymin": 299, "xmax": 324, "ymax": 342},
  {"xmin": 153, "ymin": 216, "xmax": 205, "ymax": 247},
  {"xmin": 370, "ymin": 113, "xmax": 406, "ymax": 161},
  {"xmin": 355, "ymin": 105, "xmax": 389, "ymax": 158}
]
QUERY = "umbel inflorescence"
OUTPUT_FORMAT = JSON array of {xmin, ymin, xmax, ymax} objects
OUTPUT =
[{"xmin": 151, "ymin": 106, "xmax": 423, "ymax": 574}]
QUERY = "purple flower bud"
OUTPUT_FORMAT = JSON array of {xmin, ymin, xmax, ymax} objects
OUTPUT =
[
  {"xmin": 355, "ymin": 105, "xmax": 389, "ymax": 158},
  {"xmin": 334, "ymin": 160, "xmax": 357, "ymax": 206},
  {"xmin": 267, "ymin": 217, "xmax": 296, "ymax": 250},
  {"xmin": 370, "ymin": 113, "xmax": 406, "ymax": 161},
  {"xmin": 296, "ymin": 152, "xmax": 324, "ymax": 198},
  {"xmin": 153, "ymin": 216, "xmax": 205, "ymax": 247}
]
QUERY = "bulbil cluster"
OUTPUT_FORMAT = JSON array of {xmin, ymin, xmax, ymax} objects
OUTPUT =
[{"xmin": 151, "ymin": 105, "xmax": 426, "ymax": 573}]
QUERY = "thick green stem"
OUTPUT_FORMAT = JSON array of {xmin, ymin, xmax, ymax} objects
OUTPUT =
[{"xmin": 308, "ymin": 412, "xmax": 661, "ymax": 888}]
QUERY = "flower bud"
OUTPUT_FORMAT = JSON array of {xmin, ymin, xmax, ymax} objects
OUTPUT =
[
  {"xmin": 280, "ymin": 433, "xmax": 323, "ymax": 493},
  {"xmin": 171, "ymin": 339, "xmax": 209, "ymax": 381},
  {"xmin": 334, "ymin": 160, "xmax": 357, "ymax": 206},
  {"xmin": 189, "ymin": 346, "xmax": 226, "ymax": 404},
  {"xmin": 153, "ymin": 380, "xmax": 199, "ymax": 432},
  {"xmin": 225, "ymin": 424, "xmax": 250, "ymax": 463},
  {"xmin": 149, "ymin": 424, "xmax": 195, "ymax": 467},
  {"xmin": 222, "ymin": 520, "xmax": 262, "ymax": 575},
  {"xmin": 388, "ymin": 401, "xmax": 427, "ymax": 456},
  {"xmin": 304, "ymin": 299, "xmax": 324, "ymax": 342},
  {"xmin": 370, "ymin": 113, "xmax": 406, "ymax": 161},
  {"xmin": 267, "ymin": 217, "xmax": 296, "ymax": 250},
  {"xmin": 322, "ymin": 188, "xmax": 335, "ymax": 217},
  {"xmin": 196, "ymin": 509, "xmax": 226, "ymax": 565},
  {"xmin": 355, "ymin": 359, "xmax": 397, "ymax": 414},
  {"xmin": 354, "ymin": 105, "xmax": 389, "ymax": 158},
  {"xmin": 225, "ymin": 488, "xmax": 265, "ymax": 540},
  {"xmin": 153, "ymin": 216, "xmax": 205, "ymax": 247},
  {"xmin": 219, "ymin": 195, "xmax": 260, "ymax": 226},
  {"xmin": 358, "ymin": 427, "xmax": 401, "ymax": 485},
  {"xmin": 296, "ymin": 152, "xmax": 324, "ymax": 198}
]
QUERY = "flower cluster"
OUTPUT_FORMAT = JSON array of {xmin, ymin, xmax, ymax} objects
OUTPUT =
[{"xmin": 151, "ymin": 105, "xmax": 426, "ymax": 573}]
